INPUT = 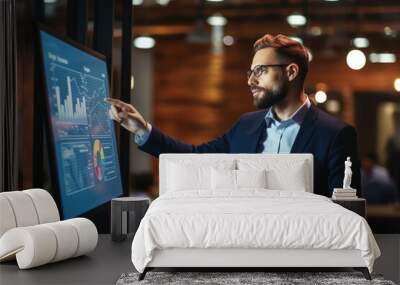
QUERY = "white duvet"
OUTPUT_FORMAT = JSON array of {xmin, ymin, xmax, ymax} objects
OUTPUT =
[{"xmin": 131, "ymin": 190, "xmax": 380, "ymax": 273}]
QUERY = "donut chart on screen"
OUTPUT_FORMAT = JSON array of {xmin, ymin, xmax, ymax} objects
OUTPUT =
[{"xmin": 93, "ymin": 139, "xmax": 105, "ymax": 181}]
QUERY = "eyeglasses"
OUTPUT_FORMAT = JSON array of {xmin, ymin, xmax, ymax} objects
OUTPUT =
[{"xmin": 247, "ymin": 64, "xmax": 289, "ymax": 79}]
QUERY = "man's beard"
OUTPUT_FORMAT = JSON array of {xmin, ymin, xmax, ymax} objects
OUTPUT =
[{"xmin": 253, "ymin": 79, "xmax": 289, "ymax": 109}]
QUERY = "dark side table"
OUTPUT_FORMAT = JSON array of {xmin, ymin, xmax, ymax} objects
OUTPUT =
[
  {"xmin": 111, "ymin": 196, "xmax": 150, "ymax": 242},
  {"xmin": 331, "ymin": 198, "xmax": 366, "ymax": 218}
]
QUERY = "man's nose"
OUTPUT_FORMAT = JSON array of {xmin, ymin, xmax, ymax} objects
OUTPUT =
[{"xmin": 247, "ymin": 73, "xmax": 257, "ymax": 86}]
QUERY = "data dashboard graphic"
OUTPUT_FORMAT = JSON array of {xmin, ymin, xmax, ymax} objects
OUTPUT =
[
  {"xmin": 93, "ymin": 139, "xmax": 104, "ymax": 181},
  {"xmin": 40, "ymin": 30, "xmax": 123, "ymax": 219}
]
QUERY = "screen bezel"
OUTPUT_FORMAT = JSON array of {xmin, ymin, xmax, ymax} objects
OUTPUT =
[{"xmin": 37, "ymin": 24, "xmax": 123, "ymax": 220}]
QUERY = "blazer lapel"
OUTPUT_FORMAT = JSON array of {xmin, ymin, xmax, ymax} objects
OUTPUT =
[
  {"xmin": 291, "ymin": 104, "xmax": 319, "ymax": 153},
  {"xmin": 248, "ymin": 110, "xmax": 267, "ymax": 153}
]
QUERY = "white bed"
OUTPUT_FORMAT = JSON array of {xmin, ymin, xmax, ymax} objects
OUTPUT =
[{"xmin": 131, "ymin": 154, "xmax": 380, "ymax": 280}]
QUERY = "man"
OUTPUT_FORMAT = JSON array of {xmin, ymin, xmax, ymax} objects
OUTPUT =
[{"xmin": 106, "ymin": 34, "xmax": 361, "ymax": 197}]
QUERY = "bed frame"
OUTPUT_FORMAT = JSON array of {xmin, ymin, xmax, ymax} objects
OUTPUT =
[
  {"xmin": 138, "ymin": 154, "xmax": 372, "ymax": 281},
  {"xmin": 139, "ymin": 249, "xmax": 371, "ymax": 280}
]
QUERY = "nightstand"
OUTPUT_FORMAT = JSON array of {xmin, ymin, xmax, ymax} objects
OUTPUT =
[
  {"xmin": 331, "ymin": 198, "xmax": 366, "ymax": 218},
  {"xmin": 111, "ymin": 196, "xmax": 150, "ymax": 242}
]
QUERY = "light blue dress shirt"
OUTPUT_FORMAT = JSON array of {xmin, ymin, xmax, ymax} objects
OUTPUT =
[
  {"xmin": 134, "ymin": 97, "xmax": 311, "ymax": 151},
  {"xmin": 260, "ymin": 97, "xmax": 311, "ymax": 153},
  {"xmin": 134, "ymin": 124, "xmax": 152, "ymax": 146}
]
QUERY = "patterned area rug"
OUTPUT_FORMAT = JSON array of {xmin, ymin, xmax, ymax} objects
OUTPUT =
[{"xmin": 116, "ymin": 271, "xmax": 396, "ymax": 285}]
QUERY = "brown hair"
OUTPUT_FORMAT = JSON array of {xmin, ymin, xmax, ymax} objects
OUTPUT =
[{"xmin": 253, "ymin": 34, "xmax": 309, "ymax": 83}]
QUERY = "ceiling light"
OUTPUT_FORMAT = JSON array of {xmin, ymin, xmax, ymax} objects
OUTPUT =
[
  {"xmin": 324, "ymin": 0, "xmax": 339, "ymax": 2},
  {"xmin": 369, "ymin": 53, "xmax": 396, "ymax": 63},
  {"xmin": 346, "ymin": 49, "xmax": 366, "ymax": 70},
  {"xmin": 134, "ymin": 36, "xmax": 155, "ymax": 49},
  {"xmin": 132, "ymin": 0, "xmax": 143, "ymax": 5},
  {"xmin": 309, "ymin": 26, "xmax": 322, "ymax": 36},
  {"xmin": 287, "ymin": 13, "xmax": 307, "ymax": 27},
  {"xmin": 394, "ymin": 78, "xmax": 400, "ymax": 92},
  {"xmin": 44, "ymin": 0, "xmax": 57, "ymax": 3},
  {"xmin": 207, "ymin": 14, "xmax": 227, "ymax": 26},
  {"xmin": 223, "ymin": 35, "xmax": 234, "ymax": 46},
  {"xmin": 325, "ymin": 99, "xmax": 341, "ymax": 113},
  {"xmin": 289, "ymin": 37, "xmax": 303, "ymax": 44},
  {"xmin": 384, "ymin": 26, "xmax": 396, "ymax": 37},
  {"xmin": 156, "ymin": 0, "xmax": 170, "ymax": 5},
  {"xmin": 315, "ymin": 91, "xmax": 327, "ymax": 103},
  {"xmin": 206, "ymin": 0, "xmax": 224, "ymax": 2},
  {"xmin": 352, "ymin": 37, "xmax": 369, "ymax": 48},
  {"xmin": 378, "ymin": 53, "xmax": 396, "ymax": 63}
]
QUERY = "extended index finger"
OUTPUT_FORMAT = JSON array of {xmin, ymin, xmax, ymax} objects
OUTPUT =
[
  {"xmin": 105, "ymin": 97, "xmax": 122, "ymax": 104},
  {"xmin": 105, "ymin": 97, "xmax": 139, "ymax": 113},
  {"xmin": 105, "ymin": 98, "xmax": 132, "ymax": 111}
]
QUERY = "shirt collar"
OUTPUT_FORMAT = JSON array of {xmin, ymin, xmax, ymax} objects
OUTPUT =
[{"xmin": 265, "ymin": 96, "xmax": 311, "ymax": 126}]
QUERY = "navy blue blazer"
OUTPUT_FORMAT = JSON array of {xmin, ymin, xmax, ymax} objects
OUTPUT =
[{"xmin": 139, "ymin": 104, "xmax": 361, "ymax": 197}]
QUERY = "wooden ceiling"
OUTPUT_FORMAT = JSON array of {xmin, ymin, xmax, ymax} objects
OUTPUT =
[
  {"xmin": 126, "ymin": 0, "xmax": 400, "ymax": 52},
  {"xmin": 43, "ymin": 1, "xmax": 400, "ymax": 55}
]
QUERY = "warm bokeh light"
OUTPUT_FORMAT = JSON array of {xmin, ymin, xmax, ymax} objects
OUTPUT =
[
  {"xmin": 352, "ymin": 37, "xmax": 369, "ymax": 48},
  {"xmin": 134, "ymin": 36, "xmax": 156, "ymax": 49},
  {"xmin": 223, "ymin": 35, "xmax": 234, "ymax": 46},
  {"xmin": 369, "ymin": 53, "xmax": 397, "ymax": 63},
  {"xmin": 325, "ymin": 99, "xmax": 341, "ymax": 113},
  {"xmin": 384, "ymin": 26, "xmax": 395, "ymax": 36},
  {"xmin": 207, "ymin": 14, "xmax": 227, "ymax": 26},
  {"xmin": 287, "ymin": 14, "xmax": 307, "ymax": 27},
  {"xmin": 131, "ymin": 76, "xmax": 135, "ymax": 90},
  {"xmin": 309, "ymin": 26, "xmax": 322, "ymax": 36},
  {"xmin": 315, "ymin": 91, "xmax": 327, "ymax": 103},
  {"xmin": 394, "ymin": 78, "xmax": 400, "ymax": 92},
  {"xmin": 346, "ymin": 49, "xmax": 366, "ymax": 70},
  {"xmin": 156, "ymin": 0, "xmax": 170, "ymax": 6}
]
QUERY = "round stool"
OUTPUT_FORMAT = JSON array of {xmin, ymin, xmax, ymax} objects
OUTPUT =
[{"xmin": 111, "ymin": 197, "xmax": 150, "ymax": 242}]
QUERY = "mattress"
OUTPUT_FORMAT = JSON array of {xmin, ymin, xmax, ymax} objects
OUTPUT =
[{"xmin": 131, "ymin": 190, "xmax": 380, "ymax": 273}]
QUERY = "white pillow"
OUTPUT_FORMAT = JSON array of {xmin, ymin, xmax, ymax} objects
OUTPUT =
[
  {"xmin": 167, "ymin": 160, "xmax": 235, "ymax": 192},
  {"xmin": 237, "ymin": 169, "xmax": 267, "ymax": 189},
  {"xmin": 238, "ymin": 159, "xmax": 308, "ymax": 191},
  {"xmin": 167, "ymin": 163, "xmax": 210, "ymax": 191},
  {"xmin": 211, "ymin": 169, "xmax": 267, "ymax": 190},
  {"xmin": 211, "ymin": 168, "xmax": 236, "ymax": 190},
  {"xmin": 266, "ymin": 167, "xmax": 306, "ymax": 191}
]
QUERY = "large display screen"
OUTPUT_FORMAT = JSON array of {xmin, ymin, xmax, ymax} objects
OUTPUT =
[{"xmin": 39, "ymin": 30, "xmax": 123, "ymax": 219}]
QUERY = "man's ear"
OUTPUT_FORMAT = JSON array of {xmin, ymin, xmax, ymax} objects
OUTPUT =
[{"xmin": 286, "ymin": 63, "xmax": 299, "ymax": 82}]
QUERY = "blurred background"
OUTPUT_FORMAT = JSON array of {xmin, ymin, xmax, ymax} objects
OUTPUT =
[{"xmin": 2, "ymin": 0, "xmax": 400, "ymax": 233}]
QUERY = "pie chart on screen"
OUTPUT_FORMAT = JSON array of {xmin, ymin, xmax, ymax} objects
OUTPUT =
[{"xmin": 93, "ymin": 139, "xmax": 104, "ymax": 181}]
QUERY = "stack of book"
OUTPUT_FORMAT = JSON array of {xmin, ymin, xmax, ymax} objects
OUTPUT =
[{"xmin": 332, "ymin": 188, "xmax": 358, "ymax": 200}]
